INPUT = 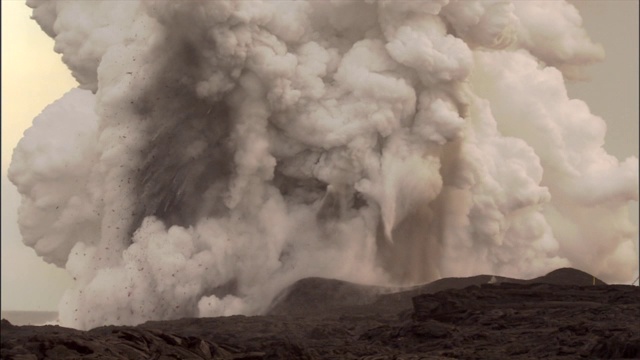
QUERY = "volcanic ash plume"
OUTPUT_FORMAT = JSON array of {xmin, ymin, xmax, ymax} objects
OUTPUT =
[{"xmin": 10, "ymin": 0, "xmax": 637, "ymax": 329}]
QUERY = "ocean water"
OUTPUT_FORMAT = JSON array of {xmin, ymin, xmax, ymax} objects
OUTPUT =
[{"xmin": 1, "ymin": 311, "xmax": 58, "ymax": 326}]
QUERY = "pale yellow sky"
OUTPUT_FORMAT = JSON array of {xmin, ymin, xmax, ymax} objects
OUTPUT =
[
  {"xmin": 1, "ymin": 1, "xmax": 638, "ymax": 311},
  {"xmin": 1, "ymin": 0, "xmax": 78, "ymax": 169}
]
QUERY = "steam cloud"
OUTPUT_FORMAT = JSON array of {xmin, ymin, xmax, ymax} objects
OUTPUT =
[{"xmin": 10, "ymin": 0, "xmax": 638, "ymax": 330}]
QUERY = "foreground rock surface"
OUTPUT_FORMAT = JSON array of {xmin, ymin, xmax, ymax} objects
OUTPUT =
[{"xmin": 2, "ymin": 268, "xmax": 638, "ymax": 359}]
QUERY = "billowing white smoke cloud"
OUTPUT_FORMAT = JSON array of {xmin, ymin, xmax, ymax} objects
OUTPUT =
[{"xmin": 10, "ymin": 0, "xmax": 637, "ymax": 329}]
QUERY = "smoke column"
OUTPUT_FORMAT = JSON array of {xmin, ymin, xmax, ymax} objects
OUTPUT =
[{"xmin": 10, "ymin": 0, "xmax": 638, "ymax": 329}]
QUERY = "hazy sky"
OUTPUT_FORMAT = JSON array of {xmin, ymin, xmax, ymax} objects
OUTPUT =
[
  {"xmin": 1, "ymin": 0, "xmax": 638, "ymax": 311},
  {"xmin": 567, "ymin": 1, "xmax": 639, "ymax": 162}
]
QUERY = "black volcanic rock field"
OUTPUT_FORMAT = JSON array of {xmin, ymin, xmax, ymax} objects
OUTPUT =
[{"xmin": 2, "ymin": 268, "xmax": 639, "ymax": 359}]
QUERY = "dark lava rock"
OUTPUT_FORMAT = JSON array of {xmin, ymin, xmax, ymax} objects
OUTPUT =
[
  {"xmin": 410, "ymin": 282, "xmax": 640, "ymax": 359},
  {"xmin": 2, "ymin": 268, "xmax": 638, "ymax": 359}
]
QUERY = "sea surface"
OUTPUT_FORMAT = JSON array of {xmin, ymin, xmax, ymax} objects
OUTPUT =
[{"xmin": 1, "ymin": 311, "xmax": 58, "ymax": 326}]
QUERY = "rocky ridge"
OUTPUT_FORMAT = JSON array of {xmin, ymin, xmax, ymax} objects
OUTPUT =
[{"xmin": 2, "ymin": 268, "xmax": 638, "ymax": 359}]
